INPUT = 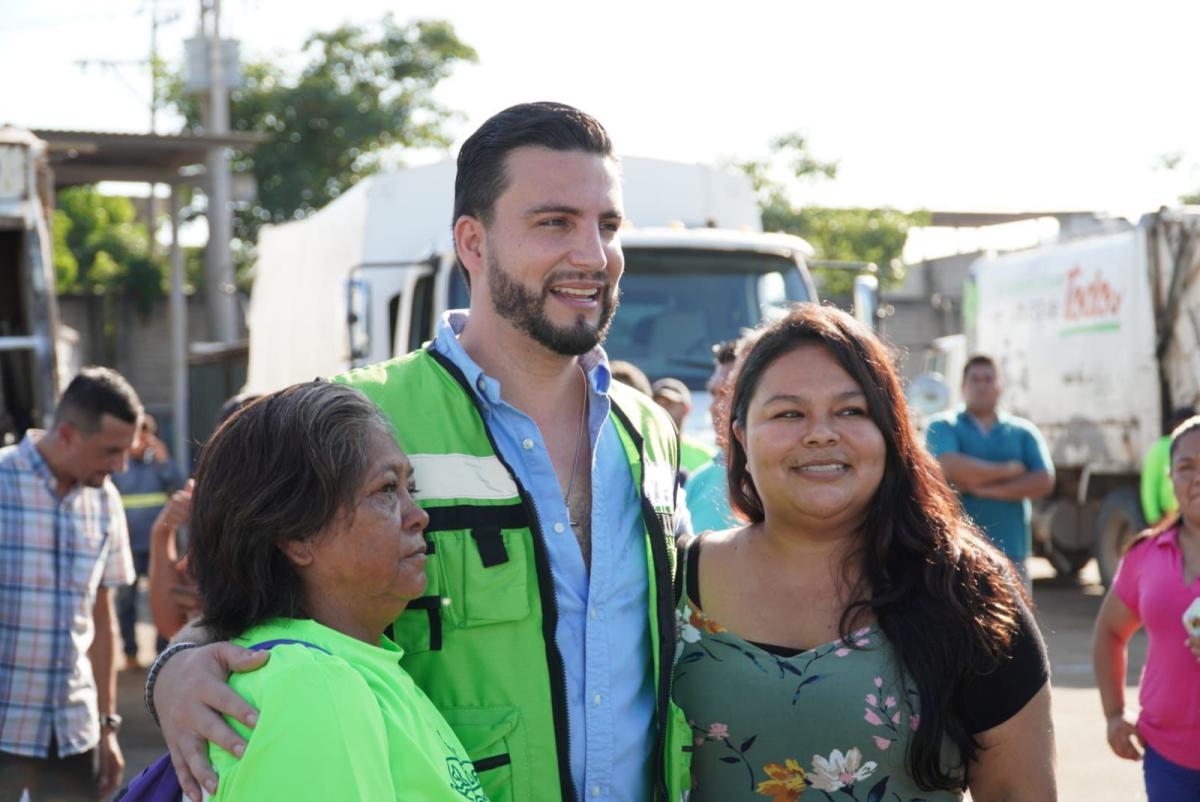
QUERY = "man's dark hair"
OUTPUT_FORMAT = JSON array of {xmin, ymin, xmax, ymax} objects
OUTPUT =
[
  {"xmin": 961, "ymin": 354, "xmax": 997, "ymax": 382},
  {"xmin": 1170, "ymin": 405, "xmax": 1195, "ymax": 430},
  {"xmin": 53, "ymin": 366, "xmax": 142, "ymax": 433},
  {"xmin": 712, "ymin": 338, "xmax": 739, "ymax": 366},
  {"xmin": 217, "ymin": 392, "xmax": 262, "ymax": 427},
  {"xmin": 189, "ymin": 381, "xmax": 393, "ymax": 641},
  {"xmin": 610, "ymin": 360, "xmax": 652, "ymax": 396},
  {"xmin": 725, "ymin": 304, "xmax": 1024, "ymax": 792},
  {"xmin": 452, "ymin": 101, "xmax": 614, "ymax": 287}
]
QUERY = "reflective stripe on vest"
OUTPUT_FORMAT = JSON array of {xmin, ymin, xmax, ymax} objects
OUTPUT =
[
  {"xmin": 121, "ymin": 492, "xmax": 168, "ymax": 510},
  {"xmin": 408, "ymin": 453, "xmax": 520, "ymax": 502}
]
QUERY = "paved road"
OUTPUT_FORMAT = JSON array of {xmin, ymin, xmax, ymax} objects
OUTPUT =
[
  {"xmin": 1027, "ymin": 558, "xmax": 1148, "ymax": 802},
  {"xmin": 114, "ymin": 559, "xmax": 1150, "ymax": 800}
]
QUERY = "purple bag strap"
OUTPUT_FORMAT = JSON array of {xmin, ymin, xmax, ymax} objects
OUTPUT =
[{"xmin": 114, "ymin": 638, "xmax": 332, "ymax": 801}]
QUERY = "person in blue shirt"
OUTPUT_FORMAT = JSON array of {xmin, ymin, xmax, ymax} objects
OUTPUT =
[
  {"xmin": 111, "ymin": 414, "xmax": 184, "ymax": 668},
  {"xmin": 686, "ymin": 338, "xmax": 740, "ymax": 533},
  {"xmin": 925, "ymin": 355, "xmax": 1055, "ymax": 589}
]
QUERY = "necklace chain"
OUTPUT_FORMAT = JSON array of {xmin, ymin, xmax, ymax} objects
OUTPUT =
[{"xmin": 565, "ymin": 362, "xmax": 588, "ymax": 526}]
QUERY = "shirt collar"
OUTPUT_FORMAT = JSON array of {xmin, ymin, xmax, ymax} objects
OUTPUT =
[
  {"xmin": 19, "ymin": 431, "xmax": 73, "ymax": 500},
  {"xmin": 959, "ymin": 407, "xmax": 1009, "ymax": 432},
  {"xmin": 432, "ymin": 309, "xmax": 612, "ymax": 406},
  {"xmin": 1153, "ymin": 524, "xmax": 1183, "ymax": 551}
]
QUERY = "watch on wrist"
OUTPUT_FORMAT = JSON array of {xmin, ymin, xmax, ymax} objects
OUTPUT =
[{"xmin": 100, "ymin": 713, "xmax": 123, "ymax": 733}]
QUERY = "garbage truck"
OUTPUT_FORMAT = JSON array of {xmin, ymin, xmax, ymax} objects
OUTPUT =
[
  {"xmin": 0, "ymin": 126, "xmax": 61, "ymax": 442},
  {"xmin": 927, "ymin": 211, "xmax": 1200, "ymax": 583},
  {"xmin": 245, "ymin": 157, "xmax": 856, "ymax": 441}
]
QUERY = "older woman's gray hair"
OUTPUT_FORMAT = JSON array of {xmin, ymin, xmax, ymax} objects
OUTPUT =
[{"xmin": 188, "ymin": 381, "xmax": 395, "ymax": 641}]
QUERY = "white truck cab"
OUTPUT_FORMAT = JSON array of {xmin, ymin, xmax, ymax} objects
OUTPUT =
[
  {"xmin": 0, "ymin": 127, "xmax": 60, "ymax": 442},
  {"xmin": 246, "ymin": 158, "xmax": 824, "ymax": 442}
]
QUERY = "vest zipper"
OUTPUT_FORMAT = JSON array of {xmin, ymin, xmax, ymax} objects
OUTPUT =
[
  {"xmin": 519, "ymin": 487, "xmax": 578, "ymax": 802},
  {"xmin": 428, "ymin": 348, "xmax": 579, "ymax": 802},
  {"xmin": 610, "ymin": 402, "xmax": 679, "ymax": 802}
]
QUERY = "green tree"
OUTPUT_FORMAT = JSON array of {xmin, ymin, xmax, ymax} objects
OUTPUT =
[
  {"xmin": 169, "ymin": 16, "xmax": 477, "ymax": 254},
  {"xmin": 52, "ymin": 186, "xmax": 165, "ymax": 313},
  {"xmin": 738, "ymin": 133, "xmax": 927, "ymax": 295}
]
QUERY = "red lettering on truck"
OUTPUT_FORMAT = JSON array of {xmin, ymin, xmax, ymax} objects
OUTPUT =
[{"xmin": 1064, "ymin": 265, "xmax": 1122, "ymax": 321}]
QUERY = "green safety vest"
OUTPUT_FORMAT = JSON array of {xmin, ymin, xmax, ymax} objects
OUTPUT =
[{"xmin": 338, "ymin": 347, "xmax": 692, "ymax": 802}]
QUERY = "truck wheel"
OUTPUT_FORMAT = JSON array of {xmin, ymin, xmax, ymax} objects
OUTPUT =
[
  {"xmin": 1047, "ymin": 547, "xmax": 1092, "ymax": 577},
  {"xmin": 1094, "ymin": 487, "xmax": 1146, "ymax": 586}
]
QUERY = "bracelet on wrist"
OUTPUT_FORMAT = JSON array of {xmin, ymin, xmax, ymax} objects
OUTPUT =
[{"xmin": 144, "ymin": 641, "xmax": 200, "ymax": 727}]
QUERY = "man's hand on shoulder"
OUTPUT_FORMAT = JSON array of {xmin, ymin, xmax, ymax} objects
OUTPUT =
[{"xmin": 154, "ymin": 641, "xmax": 269, "ymax": 801}]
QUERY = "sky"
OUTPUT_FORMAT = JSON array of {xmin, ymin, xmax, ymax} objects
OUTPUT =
[{"xmin": 4, "ymin": 0, "xmax": 1200, "ymax": 258}]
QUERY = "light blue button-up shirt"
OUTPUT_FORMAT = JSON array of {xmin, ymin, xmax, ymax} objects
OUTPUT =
[{"xmin": 433, "ymin": 310, "xmax": 655, "ymax": 802}]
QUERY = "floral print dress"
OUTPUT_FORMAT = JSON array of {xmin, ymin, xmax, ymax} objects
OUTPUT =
[{"xmin": 672, "ymin": 549, "xmax": 963, "ymax": 802}]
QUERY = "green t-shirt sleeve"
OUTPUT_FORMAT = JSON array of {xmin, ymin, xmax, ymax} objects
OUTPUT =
[
  {"xmin": 210, "ymin": 649, "xmax": 394, "ymax": 801},
  {"xmin": 1140, "ymin": 437, "xmax": 1170, "ymax": 523}
]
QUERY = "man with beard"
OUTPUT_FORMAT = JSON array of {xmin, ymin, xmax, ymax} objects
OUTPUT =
[
  {"xmin": 0, "ymin": 367, "xmax": 140, "ymax": 801},
  {"xmin": 148, "ymin": 102, "xmax": 690, "ymax": 802}
]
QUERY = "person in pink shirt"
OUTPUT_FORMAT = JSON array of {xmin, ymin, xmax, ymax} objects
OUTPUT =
[{"xmin": 1094, "ymin": 414, "xmax": 1200, "ymax": 801}]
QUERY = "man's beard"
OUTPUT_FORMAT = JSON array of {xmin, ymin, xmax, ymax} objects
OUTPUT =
[{"xmin": 487, "ymin": 251, "xmax": 619, "ymax": 356}]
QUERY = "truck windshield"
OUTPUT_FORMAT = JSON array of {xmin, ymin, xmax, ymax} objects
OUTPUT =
[
  {"xmin": 606, "ymin": 248, "xmax": 810, "ymax": 389},
  {"xmin": 445, "ymin": 247, "xmax": 810, "ymax": 390}
]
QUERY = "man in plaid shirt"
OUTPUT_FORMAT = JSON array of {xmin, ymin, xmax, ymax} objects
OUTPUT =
[{"xmin": 0, "ymin": 367, "xmax": 141, "ymax": 801}]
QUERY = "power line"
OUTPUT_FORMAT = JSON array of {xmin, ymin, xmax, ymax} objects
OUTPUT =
[{"xmin": 1, "ymin": 4, "xmax": 186, "ymax": 31}]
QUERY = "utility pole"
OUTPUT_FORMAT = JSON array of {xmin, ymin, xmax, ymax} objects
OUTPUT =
[
  {"xmin": 75, "ymin": 1, "xmax": 180, "ymax": 260},
  {"xmin": 147, "ymin": 0, "xmax": 161, "ymax": 261},
  {"xmin": 205, "ymin": 0, "xmax": 238, "ymax": 343}
]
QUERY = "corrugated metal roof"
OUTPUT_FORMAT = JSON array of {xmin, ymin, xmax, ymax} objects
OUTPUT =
[{"xmin": 29, "ymin": 128, "xmax": 268, "ymax": 186}]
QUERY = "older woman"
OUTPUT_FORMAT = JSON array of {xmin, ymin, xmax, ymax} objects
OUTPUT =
[
  {"xmin": 1093, "ymin": 415, "xmax": 1200, "ymax": 801},
  {"xmin": 184, "ymin": 382, "xmax": 487, "ymax": 801},
  {"xmin": 672, "ymin": 305, "xmax": 1054, "ymax": 801}
]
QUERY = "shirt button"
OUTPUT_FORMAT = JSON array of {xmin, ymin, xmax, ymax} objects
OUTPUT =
[
  {"xmin": 592, "ymin": 786, "xmax": 602, "ymax": 797},
  {"xmin": 476, "ymin": 378, "xmax": 486, "ymax": 392},
  {"xmin": 593, "ymin": 693, "xmax": 602, "ymax": 705},
  {"xmin": 522, "ymin": 438, "xmax": 534, "ymax": 450},
  {"xmin": 554, "ymin": 522, "xmax": 565, "ymax": 533},
  {"xmin": 589, "ymin": 608, "xmax": 598, "ymax": 620}
]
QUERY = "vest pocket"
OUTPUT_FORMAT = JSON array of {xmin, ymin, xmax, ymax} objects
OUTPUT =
[
  {"xmin": 664, "ymin": 700, "xmax": 695, "ymax": 802},
  {"xmin": 389, "ymin": 596, "xmax": 442, "ymax": 653},
  {"xmin": 436, "ymin": 528, "xmax": 531, "ymax": 627},
  {"xmin": 441, "ymin": 706, "xmax": 524, "ymax": 802}
]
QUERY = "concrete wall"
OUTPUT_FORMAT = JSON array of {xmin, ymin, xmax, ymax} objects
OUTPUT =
[{"xmin": 57, "ymin": 294, "xmax": 211, "ymax": 419}]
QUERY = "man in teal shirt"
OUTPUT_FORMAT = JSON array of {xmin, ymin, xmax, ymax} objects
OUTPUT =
[{"xmin": 925, "ymin": 355, "xmax": 1055, "ymax": 588}]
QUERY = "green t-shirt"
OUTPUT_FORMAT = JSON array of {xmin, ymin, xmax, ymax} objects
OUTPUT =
[
  {"xmin": 209, "ymin": 618, "xmax": 488, "ymax": 802},
  {"xmin": 1140, "ymin": 435, "xmax": 1176, "ymax": 524},
  {"xmin": 681, "ymin": 437, "xmax": 717, "ymax": 474},
  {"xmin": 685, "ymin": 456, "xmax": 738, "ymax": 533}
]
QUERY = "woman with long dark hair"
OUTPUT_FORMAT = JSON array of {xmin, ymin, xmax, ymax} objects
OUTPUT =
[
  {"xmin": 1093, "ymin": 415, "xmax": 1200, "ymax": 801},
  {"xmin": 672, "ymin": 304, "xmax": 1054, "ymax": 801}
]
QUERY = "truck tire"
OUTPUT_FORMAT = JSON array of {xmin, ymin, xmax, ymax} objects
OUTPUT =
[
  {"xmin": 1048, "ymin": 547, "xmax": 1093, "ymax": 577},
  {"xmin": 1094, "ymin": 487, "xmax": 1145, "ymax": 587}
]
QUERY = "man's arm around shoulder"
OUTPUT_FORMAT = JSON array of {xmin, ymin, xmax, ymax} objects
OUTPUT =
[{"xmin": 148, "ymin": 622, "xmax": 270, "ymax": 801}]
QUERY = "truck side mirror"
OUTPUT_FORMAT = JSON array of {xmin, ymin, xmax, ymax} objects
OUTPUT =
[
  {"xmin": 346, "ymin": 279, "xmax": 370, "ymax": 363},
  {"xmin": 853, "ymin": 273, "xmax": 879, "ymax": 331}
]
